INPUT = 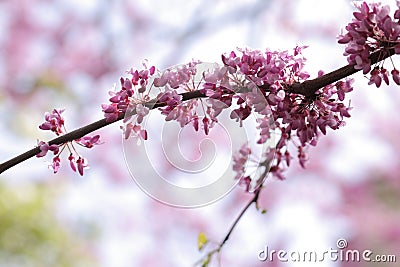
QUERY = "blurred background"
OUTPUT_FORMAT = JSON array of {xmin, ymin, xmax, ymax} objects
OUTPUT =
[{"xmin": 0, "ymin": 0, "xmax": 399, "ymax": 266}]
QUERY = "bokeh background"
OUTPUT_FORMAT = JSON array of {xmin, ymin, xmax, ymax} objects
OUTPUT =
[{"xmin": 0, "ymin": 0, "xmax": 399, "ymax": 266}]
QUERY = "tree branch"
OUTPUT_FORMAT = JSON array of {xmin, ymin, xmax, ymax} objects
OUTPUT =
[
  {"xmin": 194, "ymin": 188, "xmax": 261, "ymax": 267},
  {"xmin": 289, "ymin": 48, "xmax": 396, "ymax": 97},
  {"xmin": 0, "ymin": 48, "xmax": 395, "ymax": 174}
]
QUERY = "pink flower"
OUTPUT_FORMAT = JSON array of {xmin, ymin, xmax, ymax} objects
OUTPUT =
[
  {"xmin": 230, "ymin": 105, "xmax": 251, "ymax": 127},
  {"xmin": 202, "ymin": 117, "xmax": 210, "ymax": 135},
  {"xmin": 38, "ymin": 108, "xmax": 65, "ymax": 135},
  {"xmin": 124, "ymin": 123, "xmax": 148, "ymax": 140},
  {"xmin": 76, "ymin": 157, "xmax": 87, "ymax": 176},
  {"xmin": 102, "ymin": 103, "xmax": 119, "ymax": 122},
  {"xmin": 297, "ymin": 146, "xmax": 308, "ymax": 169},
  {"xmin": 239, "ymin": 176, "xmax": 251, "ymax": 192},
  {"xmin": 75, "ymin": 135, "xmax": 101, "ymax": 148},
  {"xmin": 339, "ymin": 2, "xmax": 400, "ymax": 82},
  {"xmin": 135, "ymin": 104, "xmax": 149, "ymax": 124},
  {"xmin": 269, "ymin": 165, "xmax": 285, "ymax": 180},
  {"xmin": 158, "ymin": 90, "xmax": 182, "ymax": 117},
  {"xmin": 153, "ymin": 60, "xmax": 201, "ymax": 89},
  {"xmin": 335, "ymin": 80, "xmax": 353, "ymax": 101},
  {"xmin": 392, "ymin": 69, "xmax": 400, "ymax": 85},
  {"xmin": 256, "ymin": 116, "xmax": 273, "ymax": 144},
  {"xmin": 36, "ymin": 141, "xmax": 59, "ymax": 157},
  {"xmin": 368, "ymin": 67, "xmax": 382, "ymax": 87},
  {"xmin": 68, "ymin": 153, "xmax": 77, "ymax": 172},
  {"xmin": 103, "ymin": 63, "xmax": 156, "ymax": 122},
  {"xmin": 51, "ymin": 156, "xmax": 61, "ymax": 174},
  {"xmin": 233, "ymin": 145, "xmax": 251, "ymax": 180}
]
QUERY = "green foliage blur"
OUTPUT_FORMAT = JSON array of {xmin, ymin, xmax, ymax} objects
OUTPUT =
[{"xmin": 0, "ymin": 183, "xmax": 97, "ymax": 267}]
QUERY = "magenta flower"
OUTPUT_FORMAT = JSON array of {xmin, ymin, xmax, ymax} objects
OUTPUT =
[
  {"xmin": 232, "ymin": 145, "xmax": 251, "ymax": 181},
  {"xmin": 75, "ymin": 135, "xmax": 101, "ymax": 148},
  {"xmin": 38, "ymin": 108, "xmax": 65, "ymax": 135},
  {"xmin": 36, "ymin": 141, "xmax": 59, "ymax": 157},
  {"xmin": 37, "ymin": 108, "xmax": 103, "ymax": 176},
  {"xmin": 338, "ymin": 1, "xmax": 400, "ymax": 84},
  {"xmin": 51, "ymin": 156, "xmax": 61, "ymax": 174},
  {"xmin": 392, "ymin": 69, "xmax": 400, "ymax": 85},
  {"xmin": 68, "ymin": 153, "xmax": 77, "ymax": 172},
  {"xmin": 124, "ymin": 122, "xmax": 148, "ymax": 141},
  {"xmin": 76, "ymin": 157, "xmax": 87, "ymax": 176}
]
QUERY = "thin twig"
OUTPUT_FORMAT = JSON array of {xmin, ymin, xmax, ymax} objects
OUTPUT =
[{"xmin": 193, "ymin": 189, "xmax": 261, "ymax": 267}]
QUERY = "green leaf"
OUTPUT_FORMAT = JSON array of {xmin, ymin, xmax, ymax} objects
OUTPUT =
[{"xmin": 197, "ymin": 232, "xmax": 208, "ymax": 251}]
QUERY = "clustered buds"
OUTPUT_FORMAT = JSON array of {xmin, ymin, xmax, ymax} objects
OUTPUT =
[
  {"xmin": 37, "ymin": 109, "xmax": 100, "ymax": 175},
  {"xmin": 338, "ymin": 1, "xmax": 400, "ymax": 84}
]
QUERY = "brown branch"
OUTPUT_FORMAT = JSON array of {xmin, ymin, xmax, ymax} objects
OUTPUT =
[
  {"xmin": 0, "ymin": 92, "xmax": 208, "ymax": 174},
  {"xmin": 0, "ymin": 48, "xmax": 396, "ymax": 174},
  {"xmin": 220, "ymin": 187, "xmax": 262, "ymax": 246},
  {"xmin": 194, "ymin": 163, "xmax": 269, "ymax": 266},
  {"xmin": 0, "ymin": 114, "xmax": 124, "ymax": 174},
  {"xmin": 289, "ymin": 48, "xmax": 396, "ymax": 97},
  {"xmin": 194, "ymin": 188, "xmax": 262, "ymax": 266}
]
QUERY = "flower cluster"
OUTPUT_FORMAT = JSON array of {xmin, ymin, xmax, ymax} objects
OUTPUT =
[
  {"xmin": 232, "ymin": 145, "xmax": 252, "ymax": 192},
  {"xmin": 221, "ymin": 48, "xmax": 354, "ymax": 189},
  {"xmin": 37, "ymin": 109, "xmax": 101, "ymax": 175},
  {"xmin": 38, "ymin": 108, "xmax": 65, "ymax": 135},
  {"xmin": 35, "ymin": 2, "xmax": 398, "ymax": 192},
  {"xmin": 37, "ymin": 46, "xmax": 354, "ymax": 186},
  {"xmin": 111, "ymin": 60, "xmax": 223, "ymax": 139},
  {"xmin": 102, "ymin": 63, "xmax": 156, "ymax": 142},
  {"xmin": 102, "ymin": 64, "xmax": 155, "ymax": 123},
  {"xmin": 338, "ymin": 1, "xmax": 400, "ymax": 85}
]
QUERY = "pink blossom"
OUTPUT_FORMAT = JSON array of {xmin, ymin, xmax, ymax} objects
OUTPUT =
[
  {"xmin": 391, "ymin": 69, "xmax": 400, "ymax": 85},
  {"xmin": 338, "ymin": 1, "xmax": 400, "ymax": 82},
  {"xmin": 76, "ymin": 157, "xmax": 87, "ymax": 176},
  {"xmin": 335, "ymin": 80, "xmax": 353, "ymax": 101},
  {"xmin": 153, "ymin": 60, "xmax": 201, "ymax": 89},
  {"xmin": 36, "ymin": 141, "xmax": 59, "ymax": 157},
  {"xmin": 51, "ymin": 156, "xmax": 61, "ymax": 174},
  {"xmin": 202, "ymin": 117, "xmax": 210, "ymax": 135},
  {"xmin": 38, "ymin": 108, "xmax": 65, "ymax": 135},
  {"xmin": 124, "ymin": 123, "xmax": 148, "ymax": 141},
  {"xmin": 135, "ymin": 104, "xmax": 149, "ymax": 124},
  {"xmin": 102, "ymin": 103, "xmax": 120, "ymax": 122},
  {"xmin": 103, "ymin": 63, "xmax": 157, "ymax": 122},
  {"xmin": 75, "ymin": 135, "xmax": 101, "ymax": 148},
  {"xmin": 230, "ymin": 105, "xmax": 251, "ymax": 127},
  {"xmin": 232, "ymin": 145, "xmax": 251, "ymax": 180},
  {"xmin": 368, "ymin": 67, "xmax": 382, "ymax": 87},
  {"xmin": 239, "ymin": 176, "xmax": 251, "ymax": 192},
  {"xmin": 297, "ymin": 146, "xmax": 308, "ymax": 169},
  {"xmin": 68, "ymin": 153, "xmax": 77, "ymax": 172},
  {"xmin": 158, "ymin": 90, "xmax": 182, "ymax": 118}
]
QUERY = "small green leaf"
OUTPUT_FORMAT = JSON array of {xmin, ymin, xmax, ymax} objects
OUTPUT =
[
  {"xmin": 197, "ymin": 232, "xmax": 208, "ymax": 251},
  {"xmin": 261, "ymin": 209, "xmax": 268, "ymax": 214},
  {"xmin": 202, "ymin": 254, "xmax": 211, "ymax": 267}
]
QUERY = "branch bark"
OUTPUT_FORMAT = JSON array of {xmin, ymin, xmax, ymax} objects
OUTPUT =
[
  {"xmin": 0, "ymin": 48, "xmax": 395, "ymax": 174},
  {"xmin": 289, "ymin": 48, "xmax": 395, "ymax": 96}
]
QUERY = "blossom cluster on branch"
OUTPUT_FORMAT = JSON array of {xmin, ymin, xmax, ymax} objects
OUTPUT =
[
  {"xmin": 33, "ymin": 1, "xmax": 400, "ymax": 193},
  {"xmin": 339, "ymin": 1, "xmax": 400, "ymax": 85},
  {"xmin": 36, "ymin": 109, "xmax": 101, "ymax": 175}
]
